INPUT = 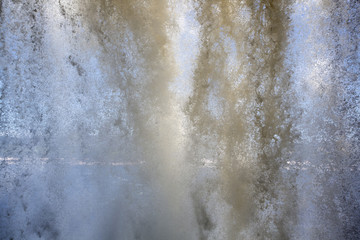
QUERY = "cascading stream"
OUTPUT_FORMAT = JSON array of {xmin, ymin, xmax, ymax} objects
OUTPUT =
[{"xmin": 0, "ymin": 0, "xmax": 359, "ymax": 239}]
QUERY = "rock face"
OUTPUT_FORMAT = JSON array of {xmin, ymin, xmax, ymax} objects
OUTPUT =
[{"xmin": 0, "ymin": 0, "xmax": 359, "ymax": 239}]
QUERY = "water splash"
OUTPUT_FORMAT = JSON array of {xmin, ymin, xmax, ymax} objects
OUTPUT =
[{"xmin": 0, "ymin": 0, "xmax": 359, "ymax": 239}]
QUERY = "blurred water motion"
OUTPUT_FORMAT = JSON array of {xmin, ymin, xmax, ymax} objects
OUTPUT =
[{"xmin": 0, "ymin": 0, "xmax": 359, "ymax": 239}]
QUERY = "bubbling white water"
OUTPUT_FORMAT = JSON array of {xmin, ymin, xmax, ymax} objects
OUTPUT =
[{"xmin": 0, "ymin": 0, "xmax": 359, "ymax": 239}]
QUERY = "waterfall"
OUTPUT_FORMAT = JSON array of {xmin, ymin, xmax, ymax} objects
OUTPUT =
[{"xmin": 1, "ymin": 0, "xmax": 359, "ymax": 239}]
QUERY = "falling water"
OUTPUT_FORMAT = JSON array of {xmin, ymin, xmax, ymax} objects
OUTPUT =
[{"xmin": 0, "ymin": 0, "xmax": 359, "ymax": 239}]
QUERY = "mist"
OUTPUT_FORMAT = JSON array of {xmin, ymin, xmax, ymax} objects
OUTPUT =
[{"xmin": 1, "ymin": 0, "xmax": 359, "ymax": 239}]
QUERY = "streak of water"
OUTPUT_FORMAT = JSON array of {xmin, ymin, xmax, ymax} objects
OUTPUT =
[{"xmin": 0, "ymin": 0, "xmax": 359, "ymax": 239}]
